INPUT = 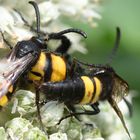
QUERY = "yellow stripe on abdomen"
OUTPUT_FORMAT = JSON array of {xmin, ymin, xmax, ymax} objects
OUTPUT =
[
  {"xmin": 91, "ymin": 77, "xmax": 102, "ymax": 103},
  {"xmin": 0, "ymin": 95, "xmax": 8, "ymax": 106},
  {"xmin": 28, "ymin": 52, "xmax": 46, "ymax": 81},
  {"xmin": 50, "ymin": 54, "xmax": 66, "ymax": 82},
  {"xmin": 0, "ymin": 84, "xmax": 14, "ymax": 107},
  {"xmin": 80, "ymin": 76, "xmax": 94, "ymax": 104}
]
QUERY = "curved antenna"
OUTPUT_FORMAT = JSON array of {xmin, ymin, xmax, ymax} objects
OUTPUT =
[
  {"xmin": 0, "ymin": 30, "xmax": 13, "ymax": 49},
  {"xmin": 29, "ymin": 1, "xmax": 41, "ymax": 37},
  {"xmin": 48, "ymin": 28, "xmax": 87, "ymax": 40},
  {"xmin": 106, "ymin": 27, "xmax": 121, "ymax": 65}
]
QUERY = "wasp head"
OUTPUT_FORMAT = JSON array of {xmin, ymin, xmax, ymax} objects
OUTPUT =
[{"xmin": 15, "ymin": 39, "xmax": 41, "ymax": 59}]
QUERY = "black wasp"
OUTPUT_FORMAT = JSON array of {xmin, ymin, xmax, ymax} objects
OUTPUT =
[
  {"xmin": 0, "ymin": 1, "xmax": 87, "ymax": 107},
  {"xmin": 37, "ymin": 27, "xmax": 132, "ymax": 140}
]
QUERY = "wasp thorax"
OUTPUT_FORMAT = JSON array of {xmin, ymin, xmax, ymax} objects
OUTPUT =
[{"xmin": 15, "ymin": 39, "xmax": 41, "ymax": 58}]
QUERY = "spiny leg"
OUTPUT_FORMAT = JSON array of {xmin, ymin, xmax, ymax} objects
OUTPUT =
[
  {"xmin": 14, "ymin": 9, "xmax": 30, "ymax": 28},
  {"xmin": 73, "ymin": 58, "xmax": 106, "ymax": 68},
  {"xmin": 48, "ymin": 28, "xmax": 87, "ymax": 54},
  {"xmin": 69, "ymin": 59, "xmax": 77, "ymax": 78},
  {"xmin": 0, "ymin": 31, "xmax": 13, "ymax": 49},
  {"xmin": 54, "ymin": 35, "xmax": 71, "ymax": 54},
  {"xmin": 58, "ymin": 103, "xmax": 100, "ymax": 125},
  {"xmin": 35, "ymin": 88, "xmax": 45, "ymax": 131},
  {"xmin": 65, "ymin": 104, "xmax": 81, "ymax": 122},
  {"xmin": 13, "ymin": 9, "xmax": 46, "ymax": 36},
  {"xmin": 90, "ymin": 102, "xmax": 100, "ymax": 113},
  {"xmin": 68, "ymin": 58, "xmax": 93, "ymax": 78},
  {"xmin": 14, "ymin": 9, "xmax": 36, "ymax": 32}
]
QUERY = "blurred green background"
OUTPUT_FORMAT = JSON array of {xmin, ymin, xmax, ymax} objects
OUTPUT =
[{"xmin": 67, "ymin": 0, "xmax": 140, "ymax": 139}]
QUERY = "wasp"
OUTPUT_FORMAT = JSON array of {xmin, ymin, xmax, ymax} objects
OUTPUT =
[
  {"xmin": 0, "ymin": 1, "xmax": 87, "ymax": 108},
  {"xmin": 36, "ymin": 27, "xmax": 132, "ymax": 139}
]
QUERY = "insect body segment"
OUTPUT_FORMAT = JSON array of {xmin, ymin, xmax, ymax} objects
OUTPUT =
[
  {"xmin": 39, "ymin": 66, "xmax": 131, "ymax": 140},
  {"xmin": 0, "ymin": 85, "xmax": 13, "ymax": 107},
  {"xmin": 39, "ymin": 74, "xmax": 109, "ymax": 105},
  {"xmin": 0, "ymin": 83, "xmax": 14, "ymax": 107},
  {"xmin": 0, "ymin": 96, "xmax": 8, "ymax": 107},
  {"xmin": 80, "ymin": 76, "xmax": 102, "ymax": 104},
  {"xmin": 28, "ymin": 52, "xmax": 67, "ymax": 82},
  {"xmin": 49, "ymin": 53, "xmax": 66, "ymax": 82}
]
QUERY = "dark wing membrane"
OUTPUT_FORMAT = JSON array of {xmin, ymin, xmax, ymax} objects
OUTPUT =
[
  {"xmin": 0, "ymin": 53, "xmax": 35, "ymax": 98},
  {"xmin": 111, "ymin": 74, "xmax": 129, "ymax": 103}
]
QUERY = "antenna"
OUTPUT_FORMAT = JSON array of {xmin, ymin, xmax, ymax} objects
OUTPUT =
[
  {"xmin": 29, "ymin": 1, "xmax": 41, "ymax": 37},
  {"xmin": 106, "ymin": 27, "xmax": 121, "ymax": 65},
  {"xmin": 48, "ymin": 28, "xmax": 87, "ymax": 40}
]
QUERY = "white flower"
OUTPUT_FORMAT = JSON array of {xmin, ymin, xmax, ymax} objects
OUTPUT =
[
  {"xmin": 38, "ymin": 1, "xmax": 60, "ymax": 24},
  {"xmin": 79, "ymin": 98, "xmax": 134, "ymax": 140},
  {"xmin": 0, "ymin": 7, "xmax": 15, "ymax": 35},
  {"xmin": 50, "ymin": 0, "xmax": 101, "ymax": 27},
  {"xmin": 40, "ymin": 101, "xmax": 64, "ymax": 127},
  {"xmin": 5, "ymin": 117, "xmax": 48, "ymax": 140},
  {"xmin": 49, "ymin": 132, "xmax": 68, "ymax": 140},
  {"xmin": 0, "ymin": 0, "xmax": 102, "ymax": 53}
]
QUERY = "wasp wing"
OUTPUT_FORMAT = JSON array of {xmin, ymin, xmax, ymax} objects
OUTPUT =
[
  {"xmin": 108, "ymin": 97, "xmax": 132, "ymax": 140},
  {"xmin": 0, "ymin": 53, "xmax": 35, "ymax": 98},
  {"xmin": 111, "ymin": 74, "xmax": 129, "ymax": 103}
]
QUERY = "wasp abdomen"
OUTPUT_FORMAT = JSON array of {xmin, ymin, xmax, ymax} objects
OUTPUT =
[
  {"xmin": 0, "ymin": 85, "xmax": 14, "ymax": 107},
  {"xmin": 40, "ymin": 76, "xmax": 103, "ymax": 105},
  {"xmin": 28, "ymin": 52, "xmax": 67, "ymax": 82},
  {"xmin": 40, "ymin": 78, "xmax": 84, "ymax": 104}
]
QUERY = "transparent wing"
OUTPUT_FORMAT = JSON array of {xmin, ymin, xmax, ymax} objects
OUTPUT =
[{"xmin": 0, "ymin": 53, "xmax": 35, "ymax": 98}]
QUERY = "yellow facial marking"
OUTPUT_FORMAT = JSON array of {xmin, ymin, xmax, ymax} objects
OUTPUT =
[
  {"xmin": 0, "ymin": 95, "xmax": 8, "ymax": 106},
  {"xmin": 28, "ymin": 52, "xmax": 46, "ymax": 81},
  {"xmin": 80, "ymin": 76, "xmax": 94, "ymax": 104},
  {"xmin": 92, "ymin": 77, "xmax": 102, "ymax": 103},
  {"xmin": 51, "ymin": 54, "xmax": 66, "ymax": 82}
]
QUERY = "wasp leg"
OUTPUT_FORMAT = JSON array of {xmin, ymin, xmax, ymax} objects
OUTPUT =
[
  {"xmin": 0, "ymin": 31, "xmax": 13, "ymax": 49},
  {"xmin": 35, "ymin": 88, "xmax": 45, "ymax": 132},
  {"xmin": 69, "ymin": 59, "xmax": 76, "ymax": 77},
  {"xmin": 52, "ymin": 35, "xmax": 71, "ymax": 54},
  {"xmin": 14, "ymin": 9, "xmax": 30, "ymax": 28},
  {"xmin": 69, "ymin": 58, "xmax": 86, "ymax": 78},
  {"xmin": 48, "ymin": 28, "xmax": 87, "ymax": 54},
  {"xmin": 123, "ymin": 97, "xmax": 133, "ymax": 117},
  {"xmin": 73, "ymin": 58, "xmax": 105, "ymax": 68},
  {"xmin": 58, "ymin": 103, "xmax": 100, "ymax": 125},
  {"xmin": 65, "ymin": 104, "xmax": 81, "ymax": 122}
]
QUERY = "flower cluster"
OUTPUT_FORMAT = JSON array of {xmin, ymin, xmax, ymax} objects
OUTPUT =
[
  {"xmin": 0, "ymin": 0, "xmax": 134, "ymax": 140},
  {"xmin": 0, "ymin": 0, "xmax": 101, "ymax": 53},
  {"xmin": 0, "ymin": 90, "xmax": 134, "ymax": 140}
]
